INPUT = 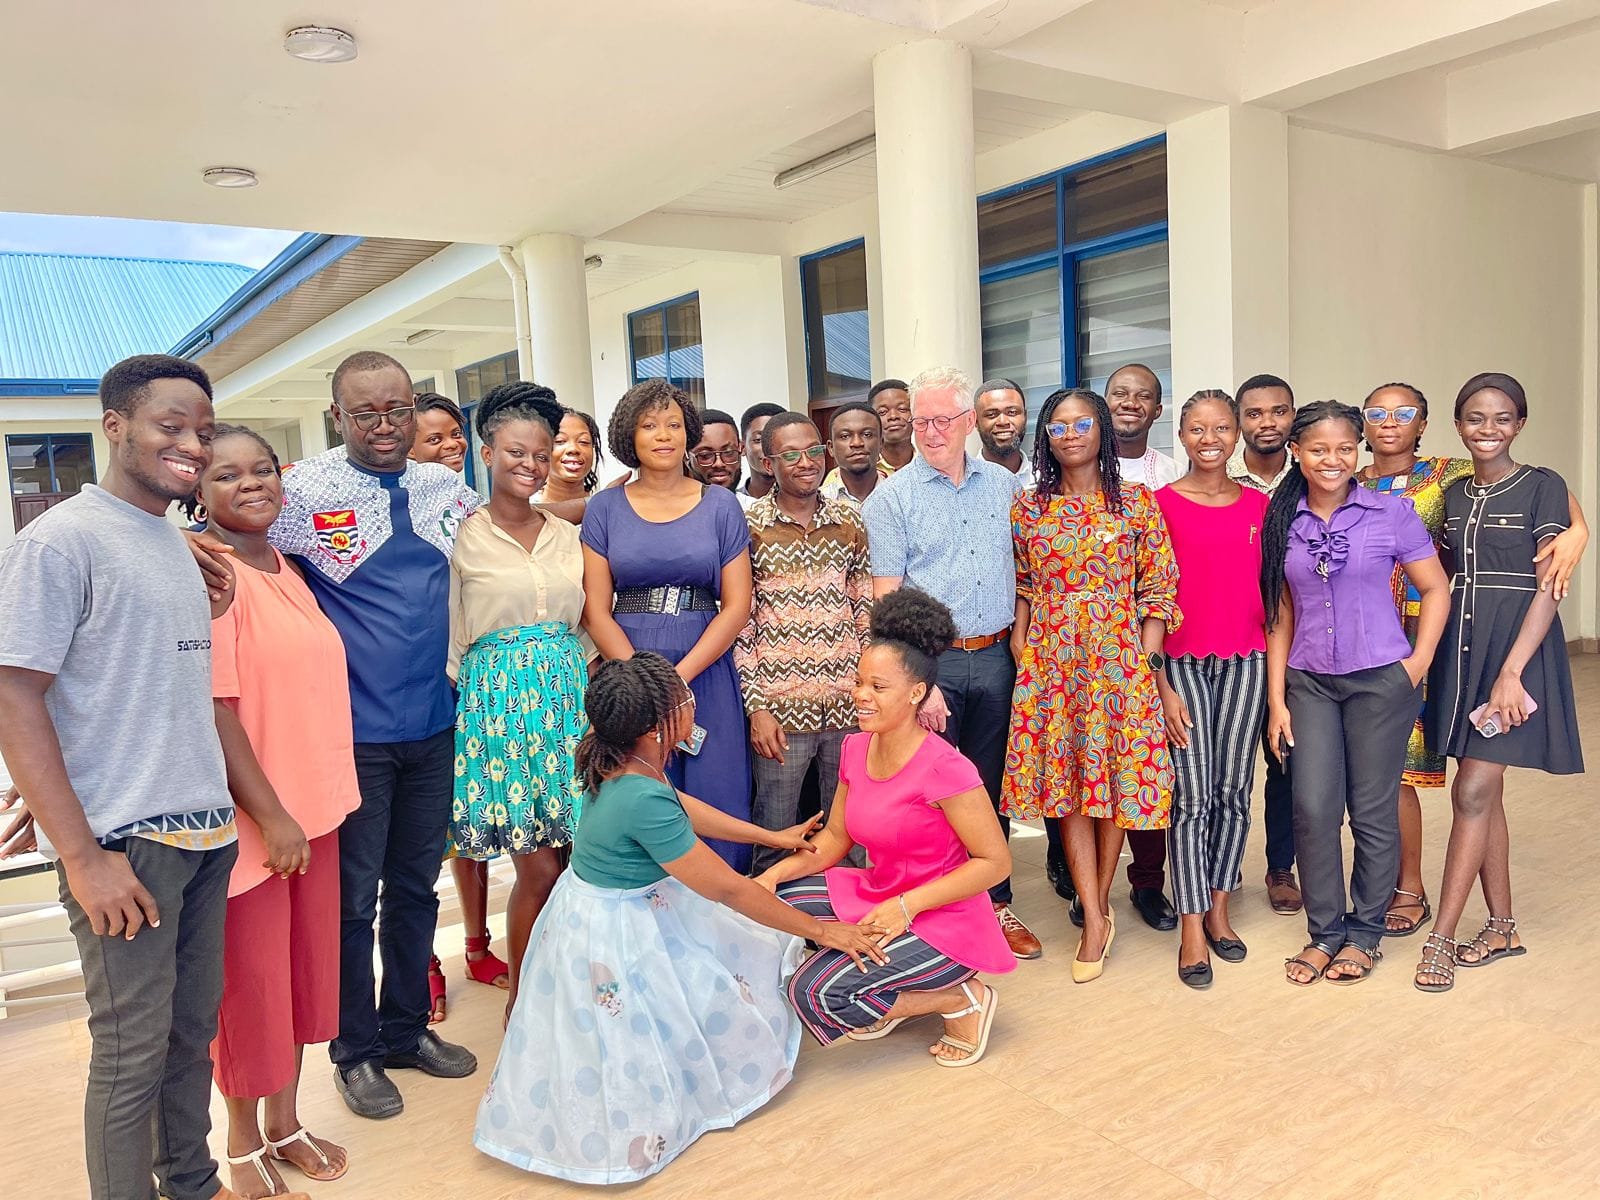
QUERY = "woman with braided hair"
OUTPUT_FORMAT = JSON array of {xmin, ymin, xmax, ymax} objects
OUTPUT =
[
  {"xmin": 1262, "ymin": 400, "xmax": 1450, "ymax": 987},
  {"xmin": 537, "ymin": 408, "xmax": 607, "ymax": 504},
  {"xmin": 475, "ymin": 652, "xmax": 883, "ymax": 1184},
  {"xmin": 445, "ymin": 380, "xmax": 589, "ymax": 1023}
]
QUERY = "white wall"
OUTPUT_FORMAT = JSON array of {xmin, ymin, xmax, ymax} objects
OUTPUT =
[{"xmin": 1288, "ymin": 125, "xmax": 1595, "ymax": 638}]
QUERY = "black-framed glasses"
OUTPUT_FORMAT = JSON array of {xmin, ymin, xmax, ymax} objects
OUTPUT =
[
  {"xmin": 773, "ymin": 445, "xmax": 827, "ymax": 466},
  {"xmin": 337, "ymin": 404, "xmax": 416, "ymax": 431},
  {"xmin": 691, "ymin": 447, "xmax": 742, "ymax": 466},
  {"xmin": 1045, "ymin": 417, "xmax": 1096, "ymax": 439},
  {"xmin": 909, "ymin": 410, "xmax": 971, "ymax": 434},
  {"xmin": 1363, "ymin": 406, "xmax": 1420, "ymax": 426}
]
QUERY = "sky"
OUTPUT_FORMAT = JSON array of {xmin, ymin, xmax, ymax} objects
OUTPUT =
[{"xmin": 0, "ymin": 211, "xmax": 301, "ymax": 269}]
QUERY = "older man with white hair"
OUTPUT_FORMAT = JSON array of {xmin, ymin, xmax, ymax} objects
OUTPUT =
[{"xmin": 862, "ymin": 366, "xmax": 1041, "ymax": 960}]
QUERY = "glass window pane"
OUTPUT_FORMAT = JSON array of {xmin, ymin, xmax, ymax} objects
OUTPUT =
[
  {"xmin": 666, "ymin": 298, "xmax": 706, "ymax": 408},
  {"xmin": 1076, "ymin": 240, "xmax": 1174, "ymax": 454},
  {"xmin": 978, "ymin": 183, "xmax": 1056, "ymax": 270},
  {"xmin": 1065, "ymin": 144, "xmax": 1167, "ymax": 245},
  {"xmin": 980, "ymin": 266, "xmax": 1062, "ymax": 452},
  {"xmin": 630, "ymin": 309, "xmax": 667, "ymax": 382},
  {"xmin": 6, "ymin": 435, "xmax": 52, "ymax": 495},
  {"xmin": 802, "ymin": 246, "xmax": 870, "ymax": 402},
  {"xmin": 47, "ymin": 435, "xmax": 95, "ymax": 493}
]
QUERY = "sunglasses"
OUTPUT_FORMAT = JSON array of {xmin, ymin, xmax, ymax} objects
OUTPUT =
[
  {"xmin": 910, "ymin": 410, "xmax": 971, "ymax": 434},
  {"xmin": 338, "ymin": 405, "xmax": 416, "ymax": 431},
  {"xmin": 691, "ymin": 447, "xmax": 743, "ymax": 466},
  {"xmin": 1363, "ymin": 406, "xmax": 1420, "ymax": 426},
  {"xmin": 772, "ymin": 445, "xmax": 827, "ymax": 466},
  {"xmin": 1045, "ymin": 417, "xmax": 1096, "ymax": 439}
]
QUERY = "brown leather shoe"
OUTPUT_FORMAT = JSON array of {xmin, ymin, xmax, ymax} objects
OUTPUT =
[
  {"xmin": 994, "ymin": 904, "xmax": 1042, "ymax": 959},
  {"xmin": 1266, "ymin": 869, "xmax": 1303, "ymax": 915}
]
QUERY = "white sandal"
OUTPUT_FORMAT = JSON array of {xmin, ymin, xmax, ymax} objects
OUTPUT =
[
  {"xmin": 846, "ymin": 1013, "xmax": 923, "ymax": 1042},
  {"xmin": 226, "ymin": 1145, "xmax": 302, "ymax": 1198},
  {"xmin": 931, "ymin": 981, "xmax": 998, "ymax": 1069},
  {"xmin": 266, "ymin": 1126, "xmax": 348, "ymax": 1181}
]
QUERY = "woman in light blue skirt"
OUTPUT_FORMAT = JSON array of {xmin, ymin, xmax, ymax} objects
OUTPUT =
[{"xmin": 475, "ymin": 654, "xmax": 884, "ymax": 1185}]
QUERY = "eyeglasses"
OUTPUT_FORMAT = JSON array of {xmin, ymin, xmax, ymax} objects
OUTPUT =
[
  {"xmin": 909, "ymin": 410, "xmax": 972, "ymax": 434},
  {"xmin": 691, "ymin": 447, "xmax": 743, "ymax": 466},
  {"xmin": 671, "ymin": 694, "xmax": 697, "ymax": 714},
  {"xmin": 773, "ymin": 445, "xmax": 828, "ymax": 466},
  {"xmin": 1045, "ymin": 417, "xmax": 1096, "ymax": 439},
  {"xmin": 1363, "ymin": 406, "xmax": 1420, "ymax": 426},
  {"xmin": 337, "ymin": 405, "xmax": 416, "ymax": 431}
]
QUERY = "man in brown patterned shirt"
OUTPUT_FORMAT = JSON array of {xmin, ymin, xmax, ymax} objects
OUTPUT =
[{"xmin": 734, "ymin": 412, "xmax": 872, "ymax": 872}]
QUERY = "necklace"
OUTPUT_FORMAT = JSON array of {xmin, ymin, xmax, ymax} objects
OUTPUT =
[{"xmin": 625, "ymin": 754, "xmax": 668, "ymax": 784}]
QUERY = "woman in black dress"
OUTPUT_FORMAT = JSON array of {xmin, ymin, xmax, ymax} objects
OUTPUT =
[{"xmin": 1416, "ymin": 372, "xmax": 1585, "ymax": 993}]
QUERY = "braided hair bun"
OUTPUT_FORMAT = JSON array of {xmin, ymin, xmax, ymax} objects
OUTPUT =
[
  {"xmin": 868, "ymin": 588, "xmax": 955, "ymax": 702},
  {"xmin": 476, "ymin": 380, "xmax": 563, "ymax": 444}
]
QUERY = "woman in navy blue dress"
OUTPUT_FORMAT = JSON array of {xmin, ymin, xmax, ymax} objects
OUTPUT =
[{"xmin": 581, "ymin": 381, "xmax": 755, "ymax": 869}]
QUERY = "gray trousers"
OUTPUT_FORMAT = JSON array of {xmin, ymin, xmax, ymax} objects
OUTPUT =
[
  {"xmin": 1167, "ymin": 653, "xmax": 1266, "ymax": 915},
  {"xmin": 750, "ymin": 728, "xmax": 850, "ymax": 874},
  {"xmin": 1287, "ymin": 662, "xmax": 1421, "ymax": 952},
  {"xmin": 58, "ymin": 837, "xmax": 236, "ymax": 1200}
]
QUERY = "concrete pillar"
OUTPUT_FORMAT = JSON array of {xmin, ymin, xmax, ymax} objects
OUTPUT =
[
  {"xmin": 1578, "ymin": 182, "xmax": 1598, "ymax": 645},
  {"xmin": 1166, "ymin": 104, "xmax": 1291, "ymax": 397},
  {"xmin": 520, "ymin": 233, "xmax": 596, "ymax": 415},
  {"xmin": 872, "ymin": 41, "xmax": 982, "ymax": 384}
]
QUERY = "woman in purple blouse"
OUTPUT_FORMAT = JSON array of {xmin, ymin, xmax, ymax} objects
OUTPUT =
[{"xmin": 1260, "ymin": 402, "xmax": 1450, "ymax": 987}]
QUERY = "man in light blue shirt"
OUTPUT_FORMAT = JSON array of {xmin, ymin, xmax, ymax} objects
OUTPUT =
[{"xmin": 862, "ymin": 366, "xmax": 1039, "ymax": 960}]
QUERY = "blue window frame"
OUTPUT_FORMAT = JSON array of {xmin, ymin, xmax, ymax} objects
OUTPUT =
[
  {"xmin": 977, "ymin": 136, "xmax": 1173, "ymax": 452},
  {"xmin": 627, "ymin": 292, "xmax": 705, "ymax": 410},
  {"xmin": 799, "ymin": 238, "xmax": 871, "ymax": 410}
]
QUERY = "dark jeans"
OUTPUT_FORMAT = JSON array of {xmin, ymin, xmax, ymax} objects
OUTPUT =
[
  {"xmin": 1260, "ymin": 716, "xmax": 1296, "ymax": 872},
  {"xmin": 1286, "ymin": 663, "xmax": 1421, "ymax": 952},
  {"xmin": 332, "ymin": 727, "xmax": 454, "ymax": 1069},
  {"xmin": 60, "ymin": 838, "xmax": 236, "ymax": 1200},
  {"xmin": 936, "ymin": 640, "xmax": 1015, "ymax": 906}
]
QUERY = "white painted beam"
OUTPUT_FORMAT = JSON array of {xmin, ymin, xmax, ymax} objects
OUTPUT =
[
  {"xmin": 399, "ymin": 296, "xmax": 515, "ymax": 333},
  {"xmin": 1446, "ymin": 25, "xmax": 1600, "ymax": 153},
  {"xmin": 971, "ymin": 53, "xmax": 1213, "ymax": 125},
  {"xmin": 932, "ymin": 0, "xmax": 1099, "ymax": 46},
  {"xmin": 594, "ymin": 212, "xmax": 791, "ymax": 259}
]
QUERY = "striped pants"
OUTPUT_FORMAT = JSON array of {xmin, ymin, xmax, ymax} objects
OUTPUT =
[
  {"xmin": 777, "ymin": 876, "xmax": 976, "ymax": 1046},
  {"xmin": 1166, "ymin": 653, "xmax": 1266, "ymax": 915}
]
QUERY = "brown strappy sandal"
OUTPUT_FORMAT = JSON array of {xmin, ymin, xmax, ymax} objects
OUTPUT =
[
  {"xmin": 1325, "ymin": 942, "xmax": 1381, "ymax": 985},
  {"xmin": 1413, "ymin": 931, "xmax": 1459, "ymax": 994},
  {"xmin": 1385, "ymin": 888, "xmax": 1431, "ymax": 936}
]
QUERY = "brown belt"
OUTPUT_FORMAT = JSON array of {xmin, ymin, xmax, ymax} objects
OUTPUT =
[{"xmin": 951, "ymin": 626, "xmax": 1011, "ymax": 652}]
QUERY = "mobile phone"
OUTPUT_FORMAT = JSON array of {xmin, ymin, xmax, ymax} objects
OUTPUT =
[
  {"xmin": 676, "ymin": 723, "xmax": 707, "ymax": 756},
  {"xmin": 1470, "ymin": 692, "xmax": 1538, "ymax": 739},
  {"xmin": 1277, "ymin": 733, "xmax": 1291, "ymax": 767}
]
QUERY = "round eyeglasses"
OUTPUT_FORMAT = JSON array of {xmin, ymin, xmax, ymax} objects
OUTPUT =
[{"xmin": 910, "ymin": 410, "xmax": 971, "ymax": 434}]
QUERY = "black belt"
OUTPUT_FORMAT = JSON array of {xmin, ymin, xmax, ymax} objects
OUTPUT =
[{"xmin": 613, "ymin": 585, "xmax": 718, "ymax": 615}]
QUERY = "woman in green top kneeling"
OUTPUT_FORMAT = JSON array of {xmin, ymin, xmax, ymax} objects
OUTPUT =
[{"xmin": 473, "ymin": 652, "xmax": 882, "ymax": 1185}]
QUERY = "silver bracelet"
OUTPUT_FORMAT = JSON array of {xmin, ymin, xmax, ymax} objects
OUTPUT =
[{"xmin": 898, "ymin": 895, "xmax": 912, "ymax": 929}]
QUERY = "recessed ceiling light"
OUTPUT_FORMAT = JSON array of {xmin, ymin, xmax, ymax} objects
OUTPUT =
[
  {"xmin": 284, "ymin": 25, "xmax": 358, "ymax": 63},
  {"xmin": 202, "ymin": 167, "xmax": 259, "ymax": 189}
]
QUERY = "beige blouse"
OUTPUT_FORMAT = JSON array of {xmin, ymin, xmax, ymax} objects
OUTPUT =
[{"xmin": 448, "ymin": 508, "xmax": 587, "ymax": 680}]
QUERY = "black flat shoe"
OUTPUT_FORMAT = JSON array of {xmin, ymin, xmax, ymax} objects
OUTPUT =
[
  {"xmin": 1178, "ymin": 960, "xmax": 1213, "ymax": 990},
  {"xmin": 383, "ymin": 1030, "xmax": 478, "ymax": 1078},
  {"xmin": 335, "ymin": 1062, "xmax": 403, "ymax": 1120},
  {"xmin": 1069, "ymin": 894, "xmax": 1084, "ymax": 928},
  {"xmin": 1130, "ymin": 888, "xmax": 1177, "ymax": 931},
  {"xmin": 1204, "ymin": 926, "xmax": 1248, "ymax": 963}
]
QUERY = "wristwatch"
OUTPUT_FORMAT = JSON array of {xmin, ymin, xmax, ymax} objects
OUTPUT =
[{"xmin": 1146, "ymin": 650, "xmax": 1167, "ymax": 674}]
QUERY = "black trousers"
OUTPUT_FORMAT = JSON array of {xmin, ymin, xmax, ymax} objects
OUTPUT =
[
  {"xmin": 1260, "ymin": 716, "xmax": 1296, "ymax": 872},
  {"xmin": 936, "ymin": 640, "xmax": 1015, "ymax": 905},
  {"xmin": 331, "ymin": 727, "xmax": 454, "ymax": 1069}
]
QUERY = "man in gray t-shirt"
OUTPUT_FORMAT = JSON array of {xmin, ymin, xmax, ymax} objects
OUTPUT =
[{"xmin": 0, "ymin": 355, "xmax": 238, "ymax": 1200}]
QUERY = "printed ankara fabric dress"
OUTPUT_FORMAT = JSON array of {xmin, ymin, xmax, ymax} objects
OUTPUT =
[
  {"xmin": 1359, "ymin": 456, "xmax": 1473, "ymax": 787},
  {"xmin": 475, "ymin": 774, "xmax": 803, "ymax": 1185},
  {"xmin": 448, "ymin": 510, "xmax": 588, "ymax": 856},
  {"xmin": 1001, "ymin": 484, "xmax": 1182, "ymax": 829}
]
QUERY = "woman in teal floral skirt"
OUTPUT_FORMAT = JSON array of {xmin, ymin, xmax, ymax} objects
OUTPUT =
[{"xmin": 448, "ymin": 382, "xmax": 589, "ymax": 1019}]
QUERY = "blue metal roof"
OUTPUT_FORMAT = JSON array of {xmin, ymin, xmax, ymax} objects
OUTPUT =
[{"xmin": 0, "ymin": 252, "xmax": 255, "ymax": 387}]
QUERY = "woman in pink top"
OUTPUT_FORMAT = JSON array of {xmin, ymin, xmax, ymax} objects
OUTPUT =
[
  {"xmin": 756, "ymin": 588, "xmax": 1013, "ymax": 1068},
  {"xmin": 1154, "ymin": 391, "xmax": 1270, "ymax": 991},
  {"xmin": 195, "ymin": 426, "xmax": 363, "ymax": 1198}
]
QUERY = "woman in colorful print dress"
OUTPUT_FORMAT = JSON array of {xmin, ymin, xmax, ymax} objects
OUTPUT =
[
  {"xmin": 1000, "ymin": 387, "xmax": 1181, "ymax": 984},
  {"xmin": 1358, "ymin": 383, "xmax": 1587, "ymax": 937}
]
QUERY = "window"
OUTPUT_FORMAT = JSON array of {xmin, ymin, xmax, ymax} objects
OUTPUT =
[
  {"xmin": 800, "ymin": 240, "xmax": 871, "ymax": 410},
  {"xmin": 454, "ymin": 351, "xmax": 521, "ymax": 491},
  {"xmin": 412, "ymin": 377, "xmax": 437, "ymax": 395},
  {"xmin": 977, "ymin": 139, "xmax": 1174, "ymax": 453},
  {"xmin": 7, "ymin": 432, "xmax": 96, "ymax": 530},
  {"xmin": 628, "ymin": 294, "xmax": 705, "ymax": 410}
]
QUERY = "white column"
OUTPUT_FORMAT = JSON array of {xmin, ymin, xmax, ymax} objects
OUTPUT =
[
  {"xmin": 519, "ymin": 233, "xmax": 596, "ymax": 415},
  {"xmin": 873, "ymin": 41, "xmax": 982, "ymax": 384},
  {"xmin": 1166, "ymin": 104, "xmax": 1290, "ymax": 397},
  {"xmin": 1578, "ymin": 182, "xmax": 1599, "ymax": 645}
]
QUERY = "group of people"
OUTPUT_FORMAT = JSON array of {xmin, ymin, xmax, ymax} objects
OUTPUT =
[{"xmin": 0, "ymin": 346, "xmax": 1586, "ymax": 1196}]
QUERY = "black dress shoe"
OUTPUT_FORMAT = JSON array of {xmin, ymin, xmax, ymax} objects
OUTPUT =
[
  {"xmin": 383, "ymin": 1030, "xmax": 478, "ymax": 1078},
  {"xmin": 1069, "ymin": 894, "xmax": 1084, "ymax": 928},
  {"xmin": 1046, "ymin": 850, "xmax": 1078, "ymax": 904},
  {"xmin": 1178, "ymin": 959, "xmax": 1214, "ymax": 990},
  {"xmin": 335, "ymin": 1061, "xmax": 403, "ymax": 1119},
  {"xmin": 1131, "ymin": 887, "xmax": 1178, "ymax": 931},
  {"xmin": 1204, "ymin": 926, "xmax": 1248, "ymax": 963}
]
